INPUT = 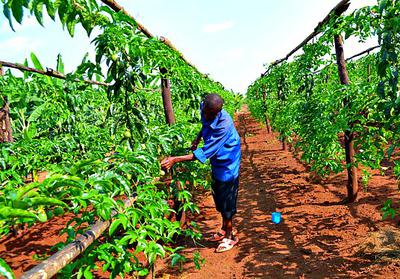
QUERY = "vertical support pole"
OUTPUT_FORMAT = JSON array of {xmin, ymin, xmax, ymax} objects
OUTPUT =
[
  {"xmin": 261, "ymin": 86, "xmax": 271, "ymax": 134},
  {"xmin": 278, "ymin": 80, "xmax": 287, "ymax": 150},
  {"xmin": 160, "ymin": 68, "xmax": 183, "ymax": 225},
  {"xmin": 160, "ymin": 68, "xmax": 175, "ymax": 125},
  {"xmin": 334, "ymin": 34, "xmax": 358, "ymax": 203},
  {"xmin": 0, "ymin": 65, "xmax": 13, "ymax": 143},
  {"xmin": 4, "ymin": 102, "xmax": 13, "ymax": 143}
]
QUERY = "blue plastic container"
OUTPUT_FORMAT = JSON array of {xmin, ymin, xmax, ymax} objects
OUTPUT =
[{"xmin": 271, "ymin": 212, "xmax": 282, "ymax": 224}]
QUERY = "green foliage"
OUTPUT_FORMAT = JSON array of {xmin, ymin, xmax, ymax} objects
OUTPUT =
[
  {"xmin": 193, "ymin": 250, "xmax": 205, "ymax": 270},
  {"xmin": 246, "ymin": 0, "xmax": 400, "ymax": 216}
]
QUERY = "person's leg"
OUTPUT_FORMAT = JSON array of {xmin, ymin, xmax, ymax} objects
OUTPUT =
[
  {"xmin": 223, "ymin": 176, "xmax": 239, "ymax": 239},
  {"xmin": 224, "ymin": 217, "xmax": 233, "ymax": 239},
  {"xmin": 209, "ymin": 177, "xmax": 227, "ymax": 242},
  {"xmin": 222, "ymin": 216, "xmax": 227, "ymax": 231}
]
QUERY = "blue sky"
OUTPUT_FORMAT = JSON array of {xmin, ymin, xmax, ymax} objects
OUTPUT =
[{"xmin": 0, "ymin": 0, "xmax": 377, "ymax": 93}]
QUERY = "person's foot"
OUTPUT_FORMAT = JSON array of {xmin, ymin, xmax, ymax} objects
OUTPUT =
[
  {"xmin": 208, "ymin": 229, "xmax": 226, "ymax": 242},
  {"xmin": 208, "ymin": 229, "xmax": 237, "ymax": 242},
  {"xmin": 215, "ymin": 236, "xmax": 239, "ymax": 253}
]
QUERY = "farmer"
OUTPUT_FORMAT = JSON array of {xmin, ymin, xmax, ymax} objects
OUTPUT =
[{"xmin": 161, "ymin": 93, "xmax": 241, "ymax": 253}]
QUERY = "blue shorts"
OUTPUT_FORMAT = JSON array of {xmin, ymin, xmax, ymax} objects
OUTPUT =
[{"xmin": 211, "ymin": 176, "xmax": 239, "ymax": 219}]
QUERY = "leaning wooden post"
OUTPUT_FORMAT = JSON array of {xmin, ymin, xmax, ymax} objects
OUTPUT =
[
  {"xmin": 160, "ymin": 68, "xmax": 175, "ymax": 125},
  {"xmin": 334, "ymin": 34, "xmax": 358, "ymax": 202},
  {"xmin": 21, "ymin": 197, "xmax": 136, "ymax": 279}
]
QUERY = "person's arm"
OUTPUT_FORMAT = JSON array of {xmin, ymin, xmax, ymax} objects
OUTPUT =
[
  {"xmin": 191, "ymin": 131, "xmax": 203, "ymax": 151},
  {"xmin": 161, "ymin": 153, "xmax": 195, "ymax": 170}
]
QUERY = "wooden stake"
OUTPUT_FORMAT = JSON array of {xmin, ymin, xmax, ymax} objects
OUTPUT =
[
  {"xmin": 21, "ymin": 197, "xmax": 136, "ymax": 279},
  {"xmin": 334, "ymin": 34, "xmax": 358, "ymax": 203},
  {"xmin": 160, "ymin": 68, "xmax": 176, "ymax": 125},
  {"xmin": 261, "ymin": 88, "xmax": 271, "ymax": 133},
  {"xmin": 0, "ymin": 66, "xmax": 13, "ymax": 143}
]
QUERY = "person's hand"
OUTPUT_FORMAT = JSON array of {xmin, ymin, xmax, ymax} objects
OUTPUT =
[
  {"xmin": 161, "ymin": 156, "xmax": 176, "ymax": 170},
  {"xmin": 191, "ymin": 138, "xmax": 200, "ymax": 151}
]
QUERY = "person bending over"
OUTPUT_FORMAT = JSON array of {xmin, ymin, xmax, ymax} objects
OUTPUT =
[{"xmin": 161, "ymin": 93, "xmax": 241, "ymax": 253}]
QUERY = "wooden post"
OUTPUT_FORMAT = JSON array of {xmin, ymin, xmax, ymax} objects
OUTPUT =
[
  {"xmin": 21, "ymin": 197, "xmax": 136, "ymax": 279},
  {"xmin": 261, "ymin": 87, "xmax": 271, "ymax": 133},
  {"xmin": 277, "ymin": 79, "xmax": 287, "ymax": 150},
  {"xmin": 160, "ymin": 68, "xmax": 175, "ymax": 125},
  {"xmin": 0, "ymin": 65, "xmax": 13, "ymax": 143},
  {"xmin": 334, "ymin": 34, "xmax": 358, "ymax": 203}
]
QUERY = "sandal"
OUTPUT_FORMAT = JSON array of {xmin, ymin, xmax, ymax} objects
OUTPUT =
[
  {"xmin": 208, "ymin": 229, "xmax": 225, "ymax": 242},
  {"xmin": 215, "ymin": 237, "xmax": 239, "ymax": 253},
  {"xmin": 208, "ymin": 229, "xmax": 238, "ymax": 242}
]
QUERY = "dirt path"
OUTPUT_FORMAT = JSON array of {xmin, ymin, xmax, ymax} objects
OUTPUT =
[{"xmin": 157, "ymin": 108, "xmax": 400, "ymax": 279}]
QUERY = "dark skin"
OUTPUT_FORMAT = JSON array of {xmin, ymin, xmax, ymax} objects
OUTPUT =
[{"xmin": 161, "ymin": 103, "xmax": 235, "ymax": 240}]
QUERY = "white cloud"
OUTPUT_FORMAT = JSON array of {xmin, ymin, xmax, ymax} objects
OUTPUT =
[{"xmin": 202, "ymin": 21, "xmax": 235, "ymax": 33}]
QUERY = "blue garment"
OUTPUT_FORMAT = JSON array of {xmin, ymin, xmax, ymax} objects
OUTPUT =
[{"xmin": 193, "ymin": 103, "xmax": 241, "ymax": 182}]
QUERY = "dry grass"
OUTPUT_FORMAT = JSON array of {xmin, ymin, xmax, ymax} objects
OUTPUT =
[{"xmin": 357, "ymin": 226, "xmax": 400, "ymax": 261}]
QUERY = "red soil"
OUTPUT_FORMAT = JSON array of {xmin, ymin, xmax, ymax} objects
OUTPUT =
[{"xmin": 1, "ymin": 108, "xmax": 400, "ymax": 278}]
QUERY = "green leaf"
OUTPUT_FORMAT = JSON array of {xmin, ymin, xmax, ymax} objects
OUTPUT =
[
  {"xmin": 30, "ymin": 52, "xmax": 44, "ymax": 71},
  {"xmin": 44, "ymin": 0, "xmax": 55, "ymax": 19},
  {"xmin": 83, "ymin": 266, "xmax": 93, "ymax": 279},
  {"xmin": 29, "ymin": 197, "xmax": 68, "ymax": 208},
  {"xmin": 23, "ymin": 58, "xmax": 29, "ymax": 78},
  {"xmin": 170, "ymin": 253, "xmax": 186, "ymax": 267},
  {"xmin": 56, "ymin": 54, "xmax": 64, "ymax": 74},
  {"xmin": 66, "ymin": 15, "xmax": 77, "ymax": 37},
  {"xmin": 11, "ymin": 0, "xmax": 24, "ymax": 24},
  {"xmin": 27, "ymin": 104, "xmax": 46, "ymax": 122},
  {"xmin": 0, "ymin": 207, "xmax": 37, "ymax": 220},
  {"xmin": 109, "ymin": 219, "xmax": 121, "ymax": 236},
  {"xmin": 0, "ymin": 258, "xmax": 15, "ymax": 279},
  {"xmin": 137, "ymin": 269, "xmax": 149, "ymax": 276},
  {"xmin": 16, "ymin": 182, "xmax": 39, "ymax": 199},
  {"xmin": 3, "ymin": 3, "xmax": 15, "ymax": 31},
  {"xmin": 33, "ymin": 0, "xmax": 44, "ymax": 26}
]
